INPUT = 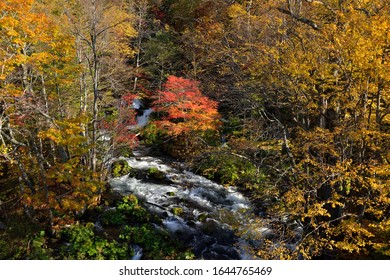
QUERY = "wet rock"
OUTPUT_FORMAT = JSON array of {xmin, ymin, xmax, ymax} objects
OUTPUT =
[
  {"xmin": 186, "ymin": 220, "xmax": 196, "ymax": 227},
  {"xmin": 147, "ymin": 167, "xmax": 166, "ymax": 180},
  {"xmin": 166, "ymin": 191, "xmax": 175, "ymax": 197},
  {"xmin": 202, "ymin": 245, "xmax": 240, "ymax": 260},
  {"xmin": 162, "ymin": 211, "xmax": 169, "ymax": 218}
]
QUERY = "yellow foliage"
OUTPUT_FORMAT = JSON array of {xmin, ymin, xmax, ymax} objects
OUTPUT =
[{"xmin": 227, "ymin": 3, "xmax": 247, "ymax": 19}]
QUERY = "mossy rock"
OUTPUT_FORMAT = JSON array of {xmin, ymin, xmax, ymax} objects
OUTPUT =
[
  {"xmin": 147, "ymin": 167, "xmax": 166, "ymax": 180},
  {"xmin": 172, "ymin": 207, "xmax": 183, "ymax": 216},
  {"xmin": 121, "ymin": 194, "xmax": 139, "ymax": 206},
  {"xmin": 111, "ymin": 160, "xmax": 131, "ymax": 178},
  {"xmin": 198, "ymin": 213, "xmax": 208, "ymax": 222}
]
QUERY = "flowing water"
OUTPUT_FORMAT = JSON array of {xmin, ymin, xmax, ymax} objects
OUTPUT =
[
  {"xmin": 108, "ymin": 105, "xmax": 271, "ymax": 259},
  {"xmin": 109, "ymin": 153, "xmax": 266, "ymax": 259}
]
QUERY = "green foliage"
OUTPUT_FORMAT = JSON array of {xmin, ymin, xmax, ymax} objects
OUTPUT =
[
  {"xmin": 0, "ymin": 228, "xmax": 52, "ymax": 260},
  {"xmin": 60, "ymin": 223, "xmax": 131, "ymax": 260},
  {"xmin": 0, "ymin": 236, "xmax": 14, "ymax": 259},
  {"xmin": 116, "ymin": 195, "xmax": 150, "ymax": 223},
  {"xmin": 100, "ymin": 209, "xmax": 126, "ymax": 226},
  {"xmin": 222, "ymin": 116, "xmax": 244, "ymax": 137},
  {"xmin": 141, "ymin": 123, "xmax": 164, "ymax": 146},
  {"xmin": 119, "ymin": 224, "xmax": 194, "ymax": 260},
  {"xmin": 195, "ymin": 150, "xmax": 266, "ymax": 189},
  {"xmin": 143, "ymin": 30, "xmax": 183, "ymax": 80},
  {"xmin": 111, "ymin": 160, "xmax": 131, "ymax": 178},
  {"xmin": 118, "ymin": 146, "xmax": 134, "ymax": 158},
  {"xmin": 100, "ymin": 195, "xmax": 150, "ymax": 226},
  {"xmin": 25, "ymin": 233, "xmax": 52, "ymax": 260},
  {"xmin": 0, "ymin": 212, "xmax": 52, "ymax": 260}
]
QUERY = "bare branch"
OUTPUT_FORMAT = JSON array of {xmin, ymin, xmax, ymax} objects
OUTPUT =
[{"xmin": 277, "ymin": 7, "xmax": 320, "ymax": 30}]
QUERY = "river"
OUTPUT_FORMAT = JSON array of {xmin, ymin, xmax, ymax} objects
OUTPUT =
[{"xmin": 108, "ymin": 103, "xmax": 273, "ymax": 259}]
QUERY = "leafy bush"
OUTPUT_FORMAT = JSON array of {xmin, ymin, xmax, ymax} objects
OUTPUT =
[
  {"xmin": 117, "ymin": 145, "xmax": 134, "ymax": 158},
  {"xmin": 195, "ymin": 151, "xmax": 265, "ymax": 188},
  {"xmin": 119, "ymin": 224, "xmax": 194, "ymax": 260},
  {"xmin": 60, "ymin": 223, "xmax": 131, "ymax": 260},
  {"xmin": 0, "ymin": 231, "xmax": 52, "ymax": 260},
  {"xmin": 141, "ymin": 123, "xmax": 164, "ymax": 146},
  {"xmin": 25, "ymin": 232, "xmax": 52, "ymax": 260},
  {"xmin": 100, "ymin": 209, "xmax": 126, "ymax": 226},
  {"xmin": 117, "ymin": 195, "xmax": 150, "ymax": 223},
  {"xmin": 99, "ymin": 195, "xmax": 151, "ymax": 226}
]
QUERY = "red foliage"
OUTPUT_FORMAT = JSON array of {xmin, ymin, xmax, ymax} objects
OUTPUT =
[
  {"xmin": 152, "ymin": 76, "xmax": 220, "ymax": 136},
  {"xmin": 120, "ymin": 92, "xmax": 138, "ymax": 107}
]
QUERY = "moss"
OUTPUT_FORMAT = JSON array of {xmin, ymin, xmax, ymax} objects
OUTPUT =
[
  {"xmin": 111, "ymin": 160, "xmax": 131, "ymax": 178},
  {"xmin": 172, "ymin": 207, "xmax": 183, "ymax": 216},
  {"xmin": 198, "ymin": 213, "xmax": 208, "ymax": 222},
  {"xmin": 147, "ymin": 167, "xmax": 166, "ymax": 180}
]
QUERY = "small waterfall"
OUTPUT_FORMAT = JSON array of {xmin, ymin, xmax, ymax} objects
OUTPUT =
[
  {"xmin": 136, "ymin": 108, "xmax": 153, "ymax": 128},
  {"xmin": 132, "ymin": 99, "xmax": 142, "ymax": 110},
  {"xmin": 130, "ymin": 99, "xmax": 153, "ymax": 129},
  {"xmin": 130, "ymin": 245, "xmax": 143, "ymax": 260}
]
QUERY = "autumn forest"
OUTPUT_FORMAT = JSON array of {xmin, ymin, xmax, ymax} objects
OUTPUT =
[{"xmin": 0, "ymin": 0, "xmax": 389, "ymax": 260}]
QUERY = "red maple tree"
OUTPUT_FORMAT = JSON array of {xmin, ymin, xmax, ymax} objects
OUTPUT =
[{"xmin": 152, "ymin": 76, "xmax": 220, "ymax": 137}]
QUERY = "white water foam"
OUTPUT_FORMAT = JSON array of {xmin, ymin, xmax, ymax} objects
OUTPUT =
[{"xmin": 109, "ymin": 155, "xmax": 254, "ymax": 259}]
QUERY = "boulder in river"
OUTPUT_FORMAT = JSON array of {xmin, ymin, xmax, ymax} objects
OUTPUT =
[{"xmin": 111, "ymin": 159, "xmax": 132, "ymax": 178}]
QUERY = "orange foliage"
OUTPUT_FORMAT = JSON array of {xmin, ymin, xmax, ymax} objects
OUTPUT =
[{"xmin": 152, "ymin": 76, "xmax": 220, "ymax": 137}]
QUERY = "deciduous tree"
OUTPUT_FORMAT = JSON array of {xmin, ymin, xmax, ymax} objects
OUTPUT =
[{"xmin": 151, "ymin": 76, "xmax": 220, "ymax": 149}]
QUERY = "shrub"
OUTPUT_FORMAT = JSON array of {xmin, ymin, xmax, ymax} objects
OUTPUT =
[
  {"xmin": 60, "ymin": 223, "xmax": 131, "ymax": 260},
  {"xmin": 195, "ymin": 151, "xmax": 265, "ymax": 188},
  {"xmin": 100, "ymin": 209, "xmax": 126, "ymax": 226},
  {"xmin": 119, "ymin": 224, "xmax": 194, "ymax": 260},
  {"xmin": 116, "ymin": 195, "xmax": 150, "ymax": 223}
]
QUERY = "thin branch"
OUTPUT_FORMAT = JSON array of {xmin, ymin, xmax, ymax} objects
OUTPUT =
[
  {"xmin": 277, "ymin": 7, "xmax": 319, "ymax": 31},
  {"xmin": 96, "ymin": 19, "xmax": 129, "ymax": 38}
]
